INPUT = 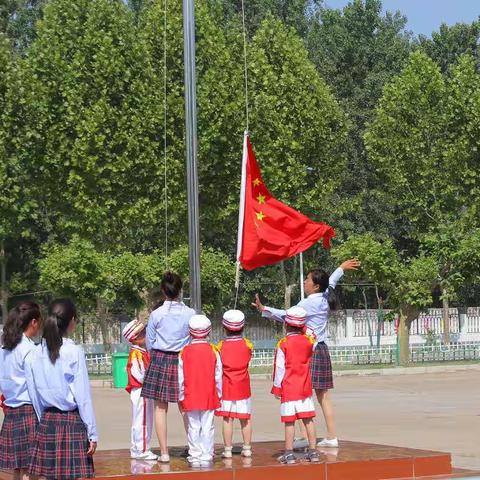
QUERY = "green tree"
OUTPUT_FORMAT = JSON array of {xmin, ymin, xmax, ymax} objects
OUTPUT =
[
  {"xmin": 365, "ymin": 51, "xmax": 480, "ymax": 339},
  {"xmin": 418, "ymin": 20, "xmax": 480, "ymax": 73},
  {"xmin": 23, "ymin": 0, "xmax": 167, "ymax": 252},
  {"xmin": 364, "ymin": 50, "xmax": 446, "ymax": 245},
  {"xmin": 332, "ymin": 234, "xmax": 437, "ymax": 365},
  {"xmin": 221, "ymin": 0, "xmax": 322, "ymax": 37},
  {"xmin": 0, "ymin": 0, "xmax": 45, "ymax": 50},
  {"xmin": 167, "ymin": 245, "xmax": 236, "ymax": 315},
  {"xmin": 38, "ymin": 237, "xmax": 164, "ymax": 350},
  {"xmin": 247, "ymin": 16, "xmax": 348, "ymax": 223},
  {"xmin": 306, "ymin": 0, "xmax": 411, "ymax": 237}
]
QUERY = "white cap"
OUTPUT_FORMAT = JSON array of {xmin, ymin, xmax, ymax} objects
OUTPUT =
[
  {"xmin": 285, "ymin": 306, "xmax": 307, "ymax": 328},
  {"xmin": 122, "ymin": 319, "xmax": 146, "ymax": 342},
  {"xmin": 189, "ymin": 314, "xmax": 211, "ymax": 338},
  {"xmin": 222, "ymin": 309, "xmax": 245, "ymax": 331}
]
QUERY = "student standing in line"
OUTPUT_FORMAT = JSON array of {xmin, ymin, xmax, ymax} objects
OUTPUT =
[
  {"xmin": 25, "ymin": 299, "xmax": 97, "ymax": 480},
  {"xmin": 215, "ymin": 309, "xmax": 253, "ymax": 458},
  {"xmin": 254, "ymin": 258, "xmax": 360, "ymax": 447},
  {"xmin": 0, "ymin": 302, "xmax": 42, "ymax": 480},
  {"xmin": 178, "ymin": 315, "xmax": 222, "ymax": 467},
  {"xmin": 142, "ymin": 272, "xmax": 195, "ymax": 462},
  {"xmin": 272, "ymin": 306, "xmax": 319, "ymax": 464},
  {"xmin": 122, "ymin": 319, "xmax": 157, "ymax": 460}
]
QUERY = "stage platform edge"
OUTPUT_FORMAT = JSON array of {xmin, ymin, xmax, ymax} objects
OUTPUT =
[{"xmin": 1, "ymin": 439, "xmax": 477, "ymax": 480}]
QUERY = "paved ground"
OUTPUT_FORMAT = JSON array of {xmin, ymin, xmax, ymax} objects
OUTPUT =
[{"xmin": 91, "ymin": 370, "xmax": 480, "ymax": 470}]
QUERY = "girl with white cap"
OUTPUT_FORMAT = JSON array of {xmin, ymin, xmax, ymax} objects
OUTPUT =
[
  {"xmin": 178, "ymin": 314, "xmax": 222, "ymax": 467},
  {"xmin": 122, "ymin": 319, "xmax": 157, "ymax": 461},
  {"xmin": 215, "ymin": 309, "xmax": 253, "ymax": 458},
  {"xmin": 272, "ymin": 306, "xmax": 319, "ymax": 464}
]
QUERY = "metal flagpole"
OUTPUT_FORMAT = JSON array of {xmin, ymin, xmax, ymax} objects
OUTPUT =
[
  {"xmin": 300, "ymin": 252, "xmax": 305, "ymax": 300},
  {"xmin": 183, "ymin": 0, "xmax": 201, "ymax": 312}
]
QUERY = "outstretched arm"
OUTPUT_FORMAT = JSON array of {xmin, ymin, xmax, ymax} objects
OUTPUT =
[
  {"xmin": 329, "ymin": 259, "xmax": 361, "ymax": 290},
  {"xmin": 252, "ymin": 293, "xmax": 286, "ymax": 322}
]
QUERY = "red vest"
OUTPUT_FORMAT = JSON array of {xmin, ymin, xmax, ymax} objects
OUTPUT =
[
  {"xmin": 126, "ymin": 346, "xmax": 150, "ymax": 394},
  {"xmin": 217, "ymin": 337, "xmax": 252, "ymax": 401},
  {"xmin": 180, "ymin": 342, "xmax": 220, "ymax": 411},
  {"xmin": 276, "ymin": 334, "xmax": 314, "ymax": 402}
]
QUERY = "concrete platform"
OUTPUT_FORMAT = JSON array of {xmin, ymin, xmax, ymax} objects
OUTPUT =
[{"xmin": 0, "ymin": 439, "xmax": 458, "ymax": 480}]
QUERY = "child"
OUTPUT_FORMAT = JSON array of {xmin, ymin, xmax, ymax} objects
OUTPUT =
[
  {"xmin": 254, "ymin": 258, "xmax": 360, "ymax": 447},
  {"xmin": 25, "ymin": 298, "xmax": 97, "ymax": 480},
  {"xmin": 272, "ymin": 306, "xmax": 320, "ymax": 464},
  {"xmin": 215, "ymin": 309, "xmax": 253, "ymax": 458},
  {"xmin": 142, "ymin": 271, "xmax": 195, "ymax": 463},
  {"xmin": 178, "ymin": 315, "xmax": 222, "ymax": 467},
  {"xmin": 0, "ymin": 301, "xmax": 41, "ymax": 480},
  {"xmin": 123, "ymin": 319, "xmax": 157, "ymax": 460}
]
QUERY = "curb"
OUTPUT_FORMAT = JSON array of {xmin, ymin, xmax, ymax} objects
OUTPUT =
[{"xmin": 90, "ymin": 363, "xmax": 480, "ymax": 388}]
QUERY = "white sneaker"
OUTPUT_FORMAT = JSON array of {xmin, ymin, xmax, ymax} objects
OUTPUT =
[
  {"xmin": 241, "ymin": 445, "xmax": 252, "ymax": 457},
  {"xmin": 158, "ymin": 453, "xmax": 170, "ymax": 463},
  {"xmin": 222, "ymin": 447, "xmax": 233, "ymax": 458},
  {"xmin": 187, "ymin": 455, "xmax": 200, "ymax": 467},
  {"xmin": 317, "ymin": 437, "xmax": 338, "ymax": 448},
  {"xmin": 131, "ymin": 451, "xmax": 158, "ymax": 460}
]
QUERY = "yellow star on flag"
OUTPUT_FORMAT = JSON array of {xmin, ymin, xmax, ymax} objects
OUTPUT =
[
  {"xmin": 256, "ymin": 193, "xmax": 266, "ymax": 205},
  {"xmin": 255, "ymin": 211, "xmax": 266, "ymax": 221},
  {"xmin": 253, "ymin": 178, "xmax": 262, "ymax": 187}
]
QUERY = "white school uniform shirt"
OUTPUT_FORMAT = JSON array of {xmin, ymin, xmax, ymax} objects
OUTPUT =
[
  {"xmin": 0, "ymin": 334, "xmax": 36, "ymax": 407},
  {"xmin": 262, "ymin": 267, "xmax": 344, "ymax": 343},
  {"xmin": 146, "ymin": 301, "xmax": 195, "ymax": 352},
  {"xmin": 24, "ymin": 338, "xmax": 98, "ymax": 442}
]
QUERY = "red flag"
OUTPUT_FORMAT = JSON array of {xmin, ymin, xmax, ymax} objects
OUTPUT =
[{"xmin": 236, "ymin": 133, "xmax": 335, "ymax": 271}]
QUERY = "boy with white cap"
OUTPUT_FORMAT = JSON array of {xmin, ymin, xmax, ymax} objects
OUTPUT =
[
  {"xmin": 272, "ymin": 306, "xmax": 320, "ymax": 464},
  {"xmin": 178, "ymin": 315, "xmax": 222, "ymax": 467},
  {"xmin": 215, "ymin": 309, "xmax": 253, "ymax": 458},
  {"xmin": 122, "ymin": 319, "xmax": 157, "ymax": 460}
]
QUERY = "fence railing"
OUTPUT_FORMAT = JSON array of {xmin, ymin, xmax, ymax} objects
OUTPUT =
[{"xmin": 86, "ymin": 342, "xmax": 480, "ymax": 376}]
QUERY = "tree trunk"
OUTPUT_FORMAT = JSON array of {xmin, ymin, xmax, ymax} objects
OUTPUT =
[
  {"xmin": 398, "ymin": 306, "xmax": 419, "ymax": 366},
  {"xmin": 0, "ymin": 241, "xmax": 8, "ymax": 324},
  {"xmin": 442, "ymin": 295, "xmax": 450, "ymax": 345},
  {"xmin": 96, "ymin": 298, "xmax": 111, "ymax": 353}
]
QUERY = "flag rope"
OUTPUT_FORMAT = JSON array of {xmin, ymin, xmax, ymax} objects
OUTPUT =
[
  {"xmin": 163, "ymin": 0, "xmax": 169, "ymax": 268},
  {"xmin": 241, "ymin": 0, "xmax": 250, "ymax": 132}
]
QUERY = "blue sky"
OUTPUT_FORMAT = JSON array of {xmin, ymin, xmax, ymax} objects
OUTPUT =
[{"xmin": 324, "ymin": 0, "xmax": 480, "ymax": 36}]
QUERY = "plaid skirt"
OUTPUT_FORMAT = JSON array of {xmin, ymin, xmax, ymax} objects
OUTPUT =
[
  {"xmin": 28, "ymin": 408, "xmax": 94, "ymax": 480},
  {"xmin": 310, "ymin": 342, "xmax": 334, "ymax": 390},
  {"xmin": 141, "ymin": 349, "xmax": 180, "ymax": 403},
  {"xmin": 0, "ymin": 403, "xmax": 38, "ymax": 470}
]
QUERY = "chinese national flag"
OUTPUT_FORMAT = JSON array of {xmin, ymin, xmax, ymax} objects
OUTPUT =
[{"xmin": 237, "ymin": 133, "xmax": 335, "ymax": 271}]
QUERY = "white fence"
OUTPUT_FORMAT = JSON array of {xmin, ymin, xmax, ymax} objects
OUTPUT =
[
  {"xmin": 86, "ymin": 342, "xmax": 480, "ymax": 376},
  {"xmin": 326, "ymin": 307, "xmax": 480, "ymax": 346}
]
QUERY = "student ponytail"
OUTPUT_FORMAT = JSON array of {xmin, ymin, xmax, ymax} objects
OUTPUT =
[
  {"xmin": 1, "ymin": 301, "xmax": 41, "ymax": 350},
  {"xmin": 43, "ymin": 298, "xmax": 77, "ymax": 364},
  {"xmin": 160, "ymin": 271, "xmax": 183, "ymax": 300}
]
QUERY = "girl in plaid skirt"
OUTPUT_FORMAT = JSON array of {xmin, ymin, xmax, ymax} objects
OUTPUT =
[
  {"xmin": 0, "ymin": 301, "xmax": 41, "ymax": 480},
  {"xmin": 25, "ymin": 299, "xmax": 97, "ymax": 480},
  {"xmin": 143, "ymin": 272, "xmax": 195, "ymax": 463},
  {"xmin": 254, "ymin": 258, "xmax": 360, "ymax": 448}
]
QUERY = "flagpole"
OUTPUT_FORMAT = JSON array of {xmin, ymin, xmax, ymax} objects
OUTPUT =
[
  {"xmin": 183, "ymin": 0, "xmax": 201, "ymax": 312},
  {"xmin": 235, "ymin": 131, "xmax": 249, "ymax": 291},
  {"xmin": 300, "ymin": 251, "xmax": 305, "ymax": 300}
]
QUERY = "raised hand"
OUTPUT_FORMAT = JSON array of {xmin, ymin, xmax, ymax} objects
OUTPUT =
[
  {"xmin": 340, "ymin": 258, "xmax": 361, "ymax": 271},
  {"xmin": 251, "ymin": 293, "xmax": 265, "ymax": 312}
]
